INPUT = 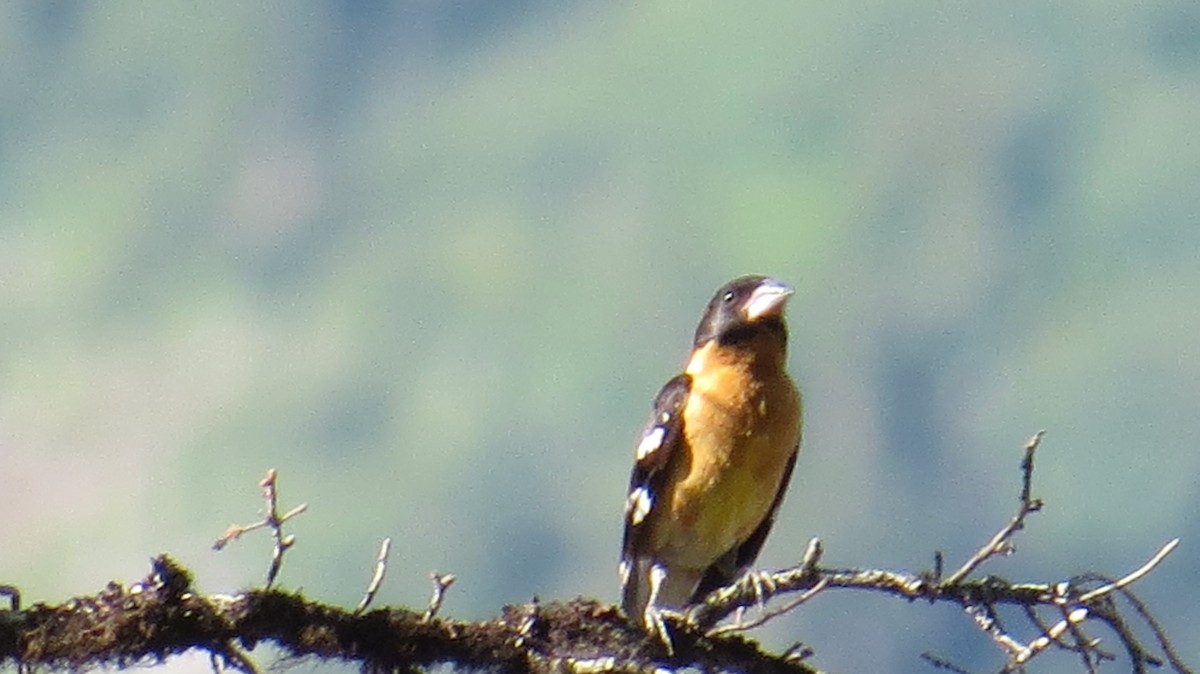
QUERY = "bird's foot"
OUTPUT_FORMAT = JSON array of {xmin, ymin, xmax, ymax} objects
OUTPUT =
[
  {"xmin": 642, "ymin": 605, "xmax": 683, "ymax": 656},
  {"xmin": 745, "ymin": 569, "xmax": 778, "ymax": 614},
  {"xmin": 739, "ymin": 568, "xmax": 777, "ymax": 606}
]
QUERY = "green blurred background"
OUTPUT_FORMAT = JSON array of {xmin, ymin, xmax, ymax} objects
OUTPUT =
[{"xmin": 2, "ymin": 2, "xmax": 1198, "ymax": 672}]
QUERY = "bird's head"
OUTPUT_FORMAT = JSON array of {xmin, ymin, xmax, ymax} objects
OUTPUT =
[{"xmin": 693, "ymin": 275, "xmax": 794, "ymax": 347}]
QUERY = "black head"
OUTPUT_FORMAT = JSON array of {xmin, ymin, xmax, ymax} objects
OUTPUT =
[{"xmin": 693, "ymin": 275, "xmax": 794, "ymax": 346}]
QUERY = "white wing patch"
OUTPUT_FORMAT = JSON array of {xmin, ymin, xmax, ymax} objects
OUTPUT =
[
  {"xmin": 636, "ymin": 426, "xmax": 667, "ymax": 460},
  {"xmin": 626, "ymin": 486, "xmax": 653, "ymax": 525}
]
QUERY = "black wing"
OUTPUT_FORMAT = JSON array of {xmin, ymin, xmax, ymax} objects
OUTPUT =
[{"xmin": 619, "ymin": 373, "xmax": 691, "ymax": 615}]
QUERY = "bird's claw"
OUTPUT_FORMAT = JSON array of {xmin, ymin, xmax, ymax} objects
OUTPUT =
[
  {"xmin": 642, "ymin": 605, "xmax": 683, "ymax": 656},
  {"xmin": 744, "ymin": 569, "xmax": 778, "ymax": 608}
]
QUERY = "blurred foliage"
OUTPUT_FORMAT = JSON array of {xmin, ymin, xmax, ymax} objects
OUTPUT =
[{"xmin": 1, "ymin": 1, "xmax": 1198, "ymax": 672}]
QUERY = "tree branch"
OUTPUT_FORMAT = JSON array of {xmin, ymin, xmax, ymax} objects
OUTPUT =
[
  {"xmin": 0, "ymin": 555, "xmax": 814, "ymax": 674},
  {"xmin": 687, "ymin": 432, "xmax": 1190, "ymax": 673},
  {"xmin": 0, "ymin": 434, "xmax": 1190, "ymax": 674}
]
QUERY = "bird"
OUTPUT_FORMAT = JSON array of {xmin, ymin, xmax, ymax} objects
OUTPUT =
[{"xmin": 619, "ymin": 274, "xmax": 802, "ymax": 642}]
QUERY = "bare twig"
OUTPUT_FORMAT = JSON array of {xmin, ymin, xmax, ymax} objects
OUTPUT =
[
  {"xmin": 780, "ymin": 642, "xmax": 814, "ymax": 663},
  {"xmin": 1121, "ymin": 588, "xmax": 1194, "ymax": 674},
  {"xmin": 709, "ymin": 578, "xmax": 828, "ymax": 637},
  {"xmin": 943, "ymin": 431, "xmax": 1044, "ymax": 586},
  {"xmin": 706, "ymin": 538, "xmax": 826, "ymax": 636},
  {"xmin": 691, "ymin": 537, "xmax": 823, "ymax": 629},
  {"xmin": 964, "ymin": 602, "xmax": 1024, "ymax": 657},
  {"xmin": 355, "ymin": 538, "xmax": 393, "ymax": 614},
  {"xmin": 1009, "ymin": 607, "xmax": 1090, "ymax": 669},
  {"xmin": 1077, "ymin": 539, "xmax": 1179, "ymax": 603},
  {"xmin": 1020, "ymin": 603, "xmax": 1111, "ymax": 670},
  {"xmin": 920, "ymin": 651, "xmax": 974, "ymax": 674},
  {"xmin": 1060, "ymin": 605, "xmax": 1106, "ymax": 674},
  {"xmin": 212, "ymin": 469, "xmax": 308, "ymax": 587},
  {"xmin": 422, "ymin": 572, "xmax": 457, "ymax": 622},
  {"xmin": 985, "ymin": 541, "xmax": 1183, "ymax": 674}
]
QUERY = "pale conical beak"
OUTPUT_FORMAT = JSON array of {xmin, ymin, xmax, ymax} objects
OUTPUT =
[{"xmin": 743, "ymin": 279, "xmax": 794, "ymax": 320}]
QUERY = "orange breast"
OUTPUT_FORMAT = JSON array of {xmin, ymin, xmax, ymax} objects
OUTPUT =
[{"xmin": 647, "ymin": 340, "xmax": 801, "ymax": 570}]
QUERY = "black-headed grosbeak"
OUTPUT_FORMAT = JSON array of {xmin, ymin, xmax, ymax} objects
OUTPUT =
[{"xmin": 620, "ymin": 275, "xmax": 802, "ymax": 637}]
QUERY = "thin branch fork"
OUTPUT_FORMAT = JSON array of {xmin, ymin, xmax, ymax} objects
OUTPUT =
[
  {"xmin": 213, "ymin": 468, "xmax": 308, "ymax": 587},
  {"xmin": 422, "ymin": 572, "xmax": 457, "ymax": 622},
  {"xmin": 688, "ymin": 432, "xmax": 1187, "ymax": 673},
  {"xmin": 942, "ymin": 431, "xmax": 1045, "ymax": 586}
]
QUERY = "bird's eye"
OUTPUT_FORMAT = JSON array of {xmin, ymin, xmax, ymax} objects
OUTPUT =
[{"xmin": 722, "ymin": 291, "xmax": 735, "ymax": 303}]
